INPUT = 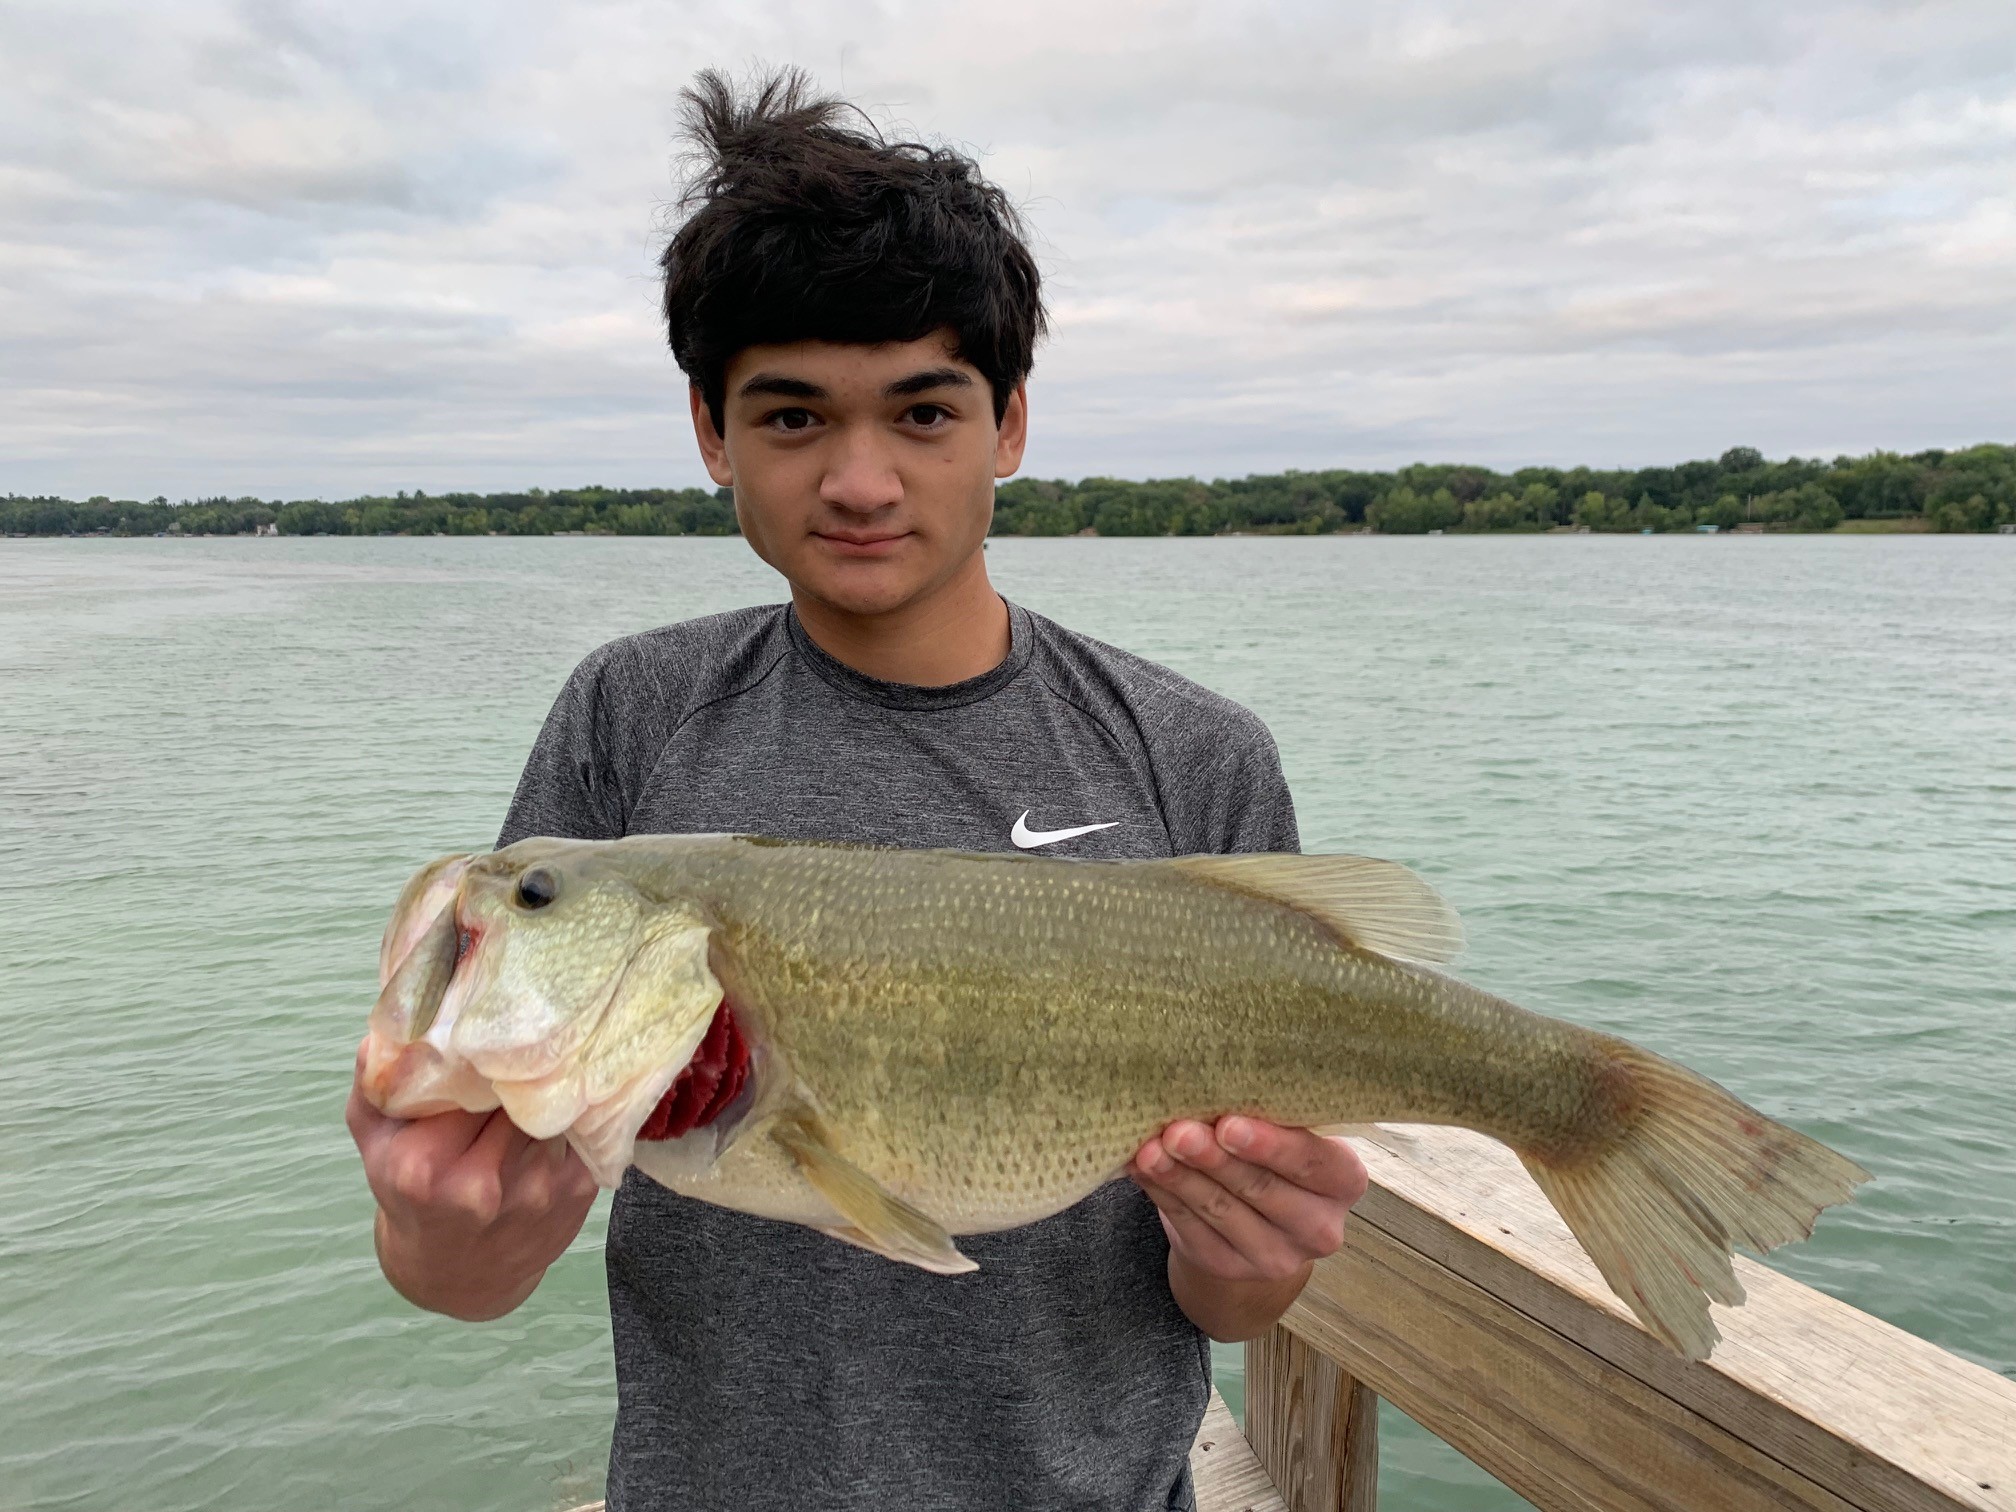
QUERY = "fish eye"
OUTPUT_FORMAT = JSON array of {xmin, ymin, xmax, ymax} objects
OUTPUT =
[{"xmin": 515, "ymin": 867, "xmax": 559, "ymax": 910}]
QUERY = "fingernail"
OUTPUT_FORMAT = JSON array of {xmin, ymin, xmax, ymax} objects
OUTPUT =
[
  {"xmin": 1220, "ymin": 1117, "xmax": 1253, "ymax": 1153},
  {"xmin": 1143, "ymin": 1146, "xmax": 1172, "ymax": 1175},
  {"xmin": 1168, "ymin": 1125, "xmax": 1204, "ymax": 1160}
]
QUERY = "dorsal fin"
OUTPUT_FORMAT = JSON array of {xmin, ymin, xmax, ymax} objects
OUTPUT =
[{"xmin": 1167, "ymin": 853, "xmax": 1465, "ymax": 963}]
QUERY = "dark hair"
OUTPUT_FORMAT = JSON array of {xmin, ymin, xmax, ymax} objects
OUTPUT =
[{"xmin": 660, "ymin": 68, "xmax": 1045, "ymax": 432}]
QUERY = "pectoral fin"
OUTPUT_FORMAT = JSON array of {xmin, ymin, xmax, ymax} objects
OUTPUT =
[{"xmin": 771, "ymin": 1114, "xmax": 976, "ymax": 1276}]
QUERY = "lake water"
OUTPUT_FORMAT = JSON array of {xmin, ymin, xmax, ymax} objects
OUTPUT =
[{"xmin": 2, "ymin": 535, "xmax": 2011, "ymax": 1512}]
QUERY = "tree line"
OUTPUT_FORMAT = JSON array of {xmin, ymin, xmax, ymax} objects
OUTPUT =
[
  {"xmin": 0, "ymin": 486, "xmax": 740, "ymax": 539},
  {"xmin": 992, "ymin": 444, "xmax": 2013, "ymax": 536},
  {"xmin": 6, "ymin": 444, "xmax": 2011, "ymax": 538}
]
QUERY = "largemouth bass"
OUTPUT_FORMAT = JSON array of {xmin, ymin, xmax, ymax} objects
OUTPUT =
[{"xmin": 358, "ymin": 834, "xmax": 1869, "ymax": 1359}]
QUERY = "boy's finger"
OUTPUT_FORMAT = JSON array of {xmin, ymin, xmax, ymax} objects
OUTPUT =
[
  {"xmin": 1134, "ymin": 1150, "xmax": 1301, "ymax": 1273},
  {"xmin": 1216, "ymin": 1118, "xmax": 1368, "ymax": 1203},
  {"xmin": 1166, "ymin": 1133, "xmax": 1341, "ymax": 1242},
  {"xmin": 463, "ymin": 1107, "xmax": 533, "ymax": 1170},
  {"xmin": 1133, "ymin": 1174, "xmax": 1246, "ymax": 1276}
]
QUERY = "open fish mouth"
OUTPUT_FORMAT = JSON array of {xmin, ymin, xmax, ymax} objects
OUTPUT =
[
  {"xmin": 358, "ymin": 850, "xmax": 744, "ymax": 1184},
  {"xmin": 359, "ymin": 856, "xmax": 499, "ymax": 1119},
  {"xmin": 374, "ymin": 854, "xmax": 476, "ymax": 1005}
]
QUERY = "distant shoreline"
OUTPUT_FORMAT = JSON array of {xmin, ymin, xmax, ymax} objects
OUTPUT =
[
  {"xmin": 6, "ymin": 443, "xmax": 2011, "ymax": 536},
  {"xmin": 7, "ymin": 516, "xmax": 1979, "ymax": 542}
]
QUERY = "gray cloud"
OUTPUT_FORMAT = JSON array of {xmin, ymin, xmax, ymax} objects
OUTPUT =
[{"xmin": 1, "ymin": 0, "xmax": 2010, "ymax": 499}]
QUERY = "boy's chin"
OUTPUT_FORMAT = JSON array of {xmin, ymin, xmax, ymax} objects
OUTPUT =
[{"xmin": 795, "ymin": 559, "xmax": 943, "ymax": 619}]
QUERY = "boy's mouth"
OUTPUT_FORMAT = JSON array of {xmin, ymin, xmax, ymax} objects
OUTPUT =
[{"xmin": 814, "ymin": 529, "xmax": 911, "ymax": 557}]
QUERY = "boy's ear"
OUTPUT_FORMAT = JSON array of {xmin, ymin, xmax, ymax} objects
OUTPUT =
[
  {"xmin": 993, "ymin": 382, "xmax": 1029, "ymax": 480},
  {"xmin": 690, "ymin": 383, "xmax": 735, "ymax": 487}
]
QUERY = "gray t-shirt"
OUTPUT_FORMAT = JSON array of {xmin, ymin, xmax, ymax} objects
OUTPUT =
[{"xmin": 499, "ymin": 599, "xmax": 1298, "ymax": 1512}]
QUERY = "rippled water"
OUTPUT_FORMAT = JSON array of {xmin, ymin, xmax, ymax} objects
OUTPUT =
[{"xmin": 2, "ymin": 536, "xmax": 2010, "ymax": 1512}]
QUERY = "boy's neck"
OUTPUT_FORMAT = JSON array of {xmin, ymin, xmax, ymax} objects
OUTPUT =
[{"xmin": 792, "ymin": 555, "xmax": 1010, "ymax": 687}]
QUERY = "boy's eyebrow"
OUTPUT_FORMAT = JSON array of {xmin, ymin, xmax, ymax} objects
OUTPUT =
[
  {"xmin": 884, "ymin": 367, "xmax": 974, "ymax": 398},
  {"xmin": 736, "ymin": 367, "xmax": 975, "ymax": 402},
  {"xmin": 739, "ymin": 374, "xmax": 826, "ymax": 400}
]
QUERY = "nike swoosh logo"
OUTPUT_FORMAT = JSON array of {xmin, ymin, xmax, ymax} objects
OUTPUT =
[{"xmin": 1011, "ymin": 811, "xmax": 1121, "ymax": 849}]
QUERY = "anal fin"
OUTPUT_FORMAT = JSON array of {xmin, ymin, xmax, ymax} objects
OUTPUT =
[{"xmin": 771, "ymin": 1114, "xmax": 976, "ymax": 1276}]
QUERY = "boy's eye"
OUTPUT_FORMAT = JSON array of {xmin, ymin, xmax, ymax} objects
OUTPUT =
[
  {"xmin": 907, "ymin": 403, "xmax": 951, "ymax": 428},
  {"xmin": 766, "ymin": 408, "xmax": 817, "ymax": 432}
]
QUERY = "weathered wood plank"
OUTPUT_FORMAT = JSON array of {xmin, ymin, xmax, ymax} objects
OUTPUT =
[
  {"xmin": 1289, "ymin": 1198, "xmax": 1863, "ymax": 1511},
  {"xmin": 558, "ymin": 1387, "xmax": 1284, "ymax": 1512},
  {"xmin": 1193, "ymin": 1386, "xmax": 1292, "ymax": 1512},
  {"xmin": 1286, "ymin": 1125, "xmax": 2015, "ymax": 1512},
  {"xmin": 1248, "ymin": 1325, "xmax": 1378, "ymax": 1512}
]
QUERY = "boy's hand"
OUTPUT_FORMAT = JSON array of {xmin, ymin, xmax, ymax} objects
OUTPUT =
[
  {"xmin": 1127, "ymin": 1116, "xmax": 1369, "ymax": 1340},
  {"xmin": 347, "ymin": 1042, "xmax": 598, "ymax": 1321}
]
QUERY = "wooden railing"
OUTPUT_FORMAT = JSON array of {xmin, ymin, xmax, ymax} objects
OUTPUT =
[
  {"xmin": 1241, "ymin": 1125, "xmax": 2016, "ymax": 1512},
  {"xmin": 563, "ymin": 1124, "xmax": 2014, "ymax": 1512}
]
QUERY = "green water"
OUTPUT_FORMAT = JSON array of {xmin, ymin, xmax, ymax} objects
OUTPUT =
[{"xmin": 3, "ymin": 536, "xmax": 2010, "ymax": 1512}]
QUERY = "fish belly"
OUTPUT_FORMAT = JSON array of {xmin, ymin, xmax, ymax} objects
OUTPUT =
[{"xmin": 633, "ymin": 1124, "xmax": 847, "ymax": 1228}]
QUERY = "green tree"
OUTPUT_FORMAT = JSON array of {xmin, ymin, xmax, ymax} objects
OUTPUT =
[
  {"xmin": 1928, "ymin": 493, "xmax": 2009, "ymax": 532},
  {"xmin": 1574, "ymin": 492, "xmax": 1625, "ymax": 530},
  {"xmin": 1701, "ymin": 495, "xmax": 1744, "ymax": 530},
  {"xmin": 992, "ymin": 479, "xmax": 1084, "ymax": 535},
  {"xmin": 1462, "ymin": 492, "xmax": 1533, "ymax": 531},
  {"xmin": 1792, "ymin": 486, "xmax": 1843, "ymax": 532},
  {"xmin": 1520, "ymin": 483, "xmax": 1561, "ymax": 528},
  {"xmin": 1829, "ymin": 451, "xmax": 1922, "ymax": 519},
  {"xmin": 278, "ymin": 501, "xmax": 351, "ymax": 535},
  {"xmin": 1628, "ymin": 493, "xmax": 1672, "ymax": 532},
  {"xmin": 1369, "ymin": 486, "xmax": 1462, "ymax": 534},
  {"xmin": 1752, "ymin": 483, "xmax": 1842, "ymax": 531}
]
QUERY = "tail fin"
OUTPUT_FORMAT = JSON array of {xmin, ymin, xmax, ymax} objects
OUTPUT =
[{"xmin": 1520, "ymin": 1045, "xmax": 1870, "ymax": 1359}]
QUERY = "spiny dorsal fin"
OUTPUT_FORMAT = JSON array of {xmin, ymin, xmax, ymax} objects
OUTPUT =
[{"xmin": 1167, "ymin": 853, "xmax": 1465, "ymax": 963}]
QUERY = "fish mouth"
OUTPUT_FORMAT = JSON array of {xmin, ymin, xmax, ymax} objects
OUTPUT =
[
  {"xmin": 376, "ymin": 854, "xmax": 476, "ymax": 992},
  {"xmin": 360, "ymin": 856, "xmax": 496, "ymax": 1118}
]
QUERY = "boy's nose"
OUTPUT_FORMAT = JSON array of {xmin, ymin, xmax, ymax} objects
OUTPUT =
[{"xmin": 818, "ymin": 429, "xmax": 903, "ymax": 512}]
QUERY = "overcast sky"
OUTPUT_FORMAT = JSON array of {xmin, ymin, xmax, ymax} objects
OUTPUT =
[{"xmin": 3, "ymin": 0, "xmax": 2011, "ymax": 500}]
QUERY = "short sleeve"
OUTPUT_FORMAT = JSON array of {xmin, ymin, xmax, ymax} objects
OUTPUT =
[
  {"xmin": 493, "ymin": 609, "xmax": 788, "ymax": 851},
  {"xmin": 1200, "ymin": 718, "xmax": 1300, "ymax": 856},
  {"xmin": 496, "ymin": 650, "xmax": 631, "ymax": 848},
  {"xmin": 1149, "ymin": 700, "xmax": 1300, "ymax": 857}
]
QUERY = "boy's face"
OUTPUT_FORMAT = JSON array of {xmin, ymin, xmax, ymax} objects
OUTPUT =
[{"xmin": 691, "ymin": 331, "xmax": 1027, "ymax": 619}]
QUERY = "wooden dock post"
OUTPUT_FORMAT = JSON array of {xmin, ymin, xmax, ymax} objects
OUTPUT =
[{"xmin": 1248, "ymin": 1325, "xmax": 1379, "ymax": 1511}]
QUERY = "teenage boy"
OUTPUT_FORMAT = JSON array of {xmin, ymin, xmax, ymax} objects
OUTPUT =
[{"xmin": 347, "ymin": 70, "xmax": 1367, "ymax": 1512}]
